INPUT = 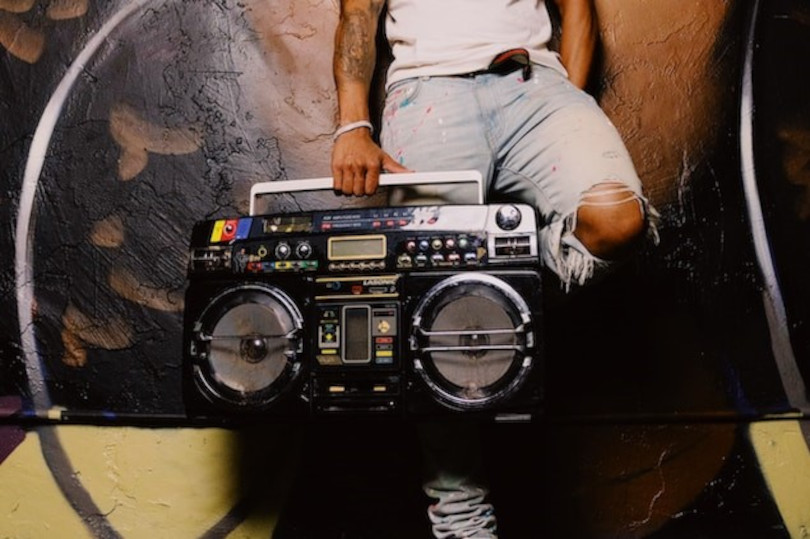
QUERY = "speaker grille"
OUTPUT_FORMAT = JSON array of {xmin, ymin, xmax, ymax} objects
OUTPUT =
[
  {"xmin": 190, "ymin": 284, "xmax": 304, "ymax": 409},
  {"xmin": 411, "ymin": 273, "xmax": 536, "ymax": 410}
]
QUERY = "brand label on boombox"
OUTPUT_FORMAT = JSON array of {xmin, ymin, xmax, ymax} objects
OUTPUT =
[
  {"xmin": 183, "ymin": 204, "xmax": 544, "ymax": 419},
  {"xmin": 314, "ymin": 274, "xmax": 400, "ymax": 299}
]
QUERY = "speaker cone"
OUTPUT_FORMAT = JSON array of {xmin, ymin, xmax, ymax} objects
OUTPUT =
[
  {"xmin": 190, "ymin": 284, "xmax": 304, "ymax": 409},
  {"xmin": 411, "ymin": 273, "xmax": 536, "ymax": 410}
]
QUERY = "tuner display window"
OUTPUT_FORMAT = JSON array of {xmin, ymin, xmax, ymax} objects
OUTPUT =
[
  {"xmin": 329, "ymin": 235, "xmax": 386, "ymax": 260},
  {"xmin": 262, "ymin": 216, "xmax": 313, "ymax": 234}
]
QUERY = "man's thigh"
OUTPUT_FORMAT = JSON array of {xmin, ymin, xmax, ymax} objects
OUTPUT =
[
  {"xmin": 492, "ymin": 67, "xmax": 643, "ymax": 221},
  {"xmin": 380, "ymin": 77, "xmax": 494, "ymax": 204},
  {"xmin": 379, "ymin": 70, "xmax": 642, "ymax": 217}
]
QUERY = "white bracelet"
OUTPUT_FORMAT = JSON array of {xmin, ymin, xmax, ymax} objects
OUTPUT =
[{"xmin": 333, "ymin": 120, "xmax": 374, "ymax": 141}]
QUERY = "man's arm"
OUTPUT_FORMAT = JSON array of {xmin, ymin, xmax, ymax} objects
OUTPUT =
[
  {"xmin": 552, "ymin": 0, "xmax": 598, "ymax": 90},
  {"xmin": 332, "ymin": 0, "xmax": 406, "ymax": 196}
]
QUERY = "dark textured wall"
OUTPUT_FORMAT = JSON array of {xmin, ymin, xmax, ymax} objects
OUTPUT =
[
  {"xmin": 2, "ymin": 0, "xmax": 343, "ymax": 413},
  {"xmin": 1, "ymin": 1, "xmax": 809, "ymax": 538}
]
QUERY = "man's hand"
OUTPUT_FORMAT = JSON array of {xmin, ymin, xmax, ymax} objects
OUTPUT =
[
  {"xmin": 331, "ymin": 128, "xmax": 409, "ymax": 196},
  {"xmin": 332, "ymin": 0, "xmax": 406, "ymax": 195}
]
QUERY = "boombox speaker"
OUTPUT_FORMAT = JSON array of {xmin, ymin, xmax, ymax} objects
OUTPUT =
[
  {"xmin": 183, "ymin": 172, "xmax": 543, "ymax": 420},
  {"xmin": 184, "ymin": 279, "xmax": 309, "ymax": 415},
  {"xmin": 405, "ymin": 271, "xmax": 541, "ymax": 415}
]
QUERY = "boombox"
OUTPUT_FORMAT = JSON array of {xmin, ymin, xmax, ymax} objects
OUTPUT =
[{"xmin": 183, "ymin": 174, "xmax": 544, "ymax": 421}]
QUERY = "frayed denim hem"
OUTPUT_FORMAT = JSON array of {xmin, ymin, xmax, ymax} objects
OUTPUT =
[{"xmin": 541, "ymin": 193, "xmax": 660, "ymax": 291}]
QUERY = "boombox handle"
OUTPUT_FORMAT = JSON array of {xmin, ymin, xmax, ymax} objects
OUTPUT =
[{"xmin": 249, "ymin": 170, "xmax": 484, "ymax": 216}]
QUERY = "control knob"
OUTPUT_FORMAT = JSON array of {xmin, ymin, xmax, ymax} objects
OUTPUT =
[
  {"xmin": 274, "ymin": 242, "xmax": 291, "ymax": 260},
  {"xmin": 295, "ymin": 241, "xmax": 313, "ymax": 259},
  {"xmin": 495, "ymin": 205, "xmax": 522, "ymax": 230}
]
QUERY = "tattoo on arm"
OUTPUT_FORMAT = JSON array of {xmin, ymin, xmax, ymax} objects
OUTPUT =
[{"xmin": 336, "ymin": 9, "xmax": 376, "ymax": 82}]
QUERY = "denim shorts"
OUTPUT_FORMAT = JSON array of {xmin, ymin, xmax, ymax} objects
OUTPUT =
[{"xmin": 380, "ymin": 65, "xmax": 653, "ymax": 287}]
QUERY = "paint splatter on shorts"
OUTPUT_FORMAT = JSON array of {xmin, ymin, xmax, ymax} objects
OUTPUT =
[{"xmin": 380, "ymin": 65, "xmax": 658, "ymax": 288}]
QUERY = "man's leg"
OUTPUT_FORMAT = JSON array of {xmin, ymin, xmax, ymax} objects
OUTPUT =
[
  {"xmin": 381, "ymin": 76, "xmax": 499, "ymax": 538},
  {"xmin": 382, "ymin": 68, "xmax": 657, "ymax": 290},
  {"xmin": 418, "ymin": 421, "xmax": 497, "ymax": 538},
  {"xmin": 487, "ymin": 66, "xmax": 658, "ymax": 289}
]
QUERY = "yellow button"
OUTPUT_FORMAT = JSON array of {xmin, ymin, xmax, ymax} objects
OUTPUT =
[
  {"xmin": 376, "ymin": 350, "xmax": 393, "ymax": 358},
  {"xmin": 210, "ymin": 220, "xmax": 225, "ymax": 243}
]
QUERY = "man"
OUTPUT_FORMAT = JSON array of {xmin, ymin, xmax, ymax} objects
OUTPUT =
[{"xmin": 331, "ymin": 0, "xmax": 657, "ymax": 536}]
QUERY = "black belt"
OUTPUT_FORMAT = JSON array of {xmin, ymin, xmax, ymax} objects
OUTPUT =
[{"xmin": 454, "ymin": 48, "xmax": 532, "ymax": 79}]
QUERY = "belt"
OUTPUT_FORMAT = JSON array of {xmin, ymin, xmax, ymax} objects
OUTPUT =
[{"xmin": 454, "ymin": 48, "xmax": 532, "ymax": 79}]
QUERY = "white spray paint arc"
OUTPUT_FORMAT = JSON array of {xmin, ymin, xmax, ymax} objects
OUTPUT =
[{"xmin": 15, "ymin": 0, "xmax": 154, "ymax": 411}]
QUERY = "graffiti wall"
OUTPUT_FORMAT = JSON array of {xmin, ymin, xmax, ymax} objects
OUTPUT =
[{"xmin": 0, "ymin": 0, "xmax": 808, "ymax": 537}]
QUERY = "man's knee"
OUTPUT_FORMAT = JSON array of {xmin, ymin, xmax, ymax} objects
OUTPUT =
[{"xmin": 573, "ymin": 181, "xmax": 647, "ymax": 260}]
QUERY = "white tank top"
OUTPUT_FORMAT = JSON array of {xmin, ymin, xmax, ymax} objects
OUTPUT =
[{"xmin": 385, "ymin": 0, "xmax": 566, "ymax": 87}]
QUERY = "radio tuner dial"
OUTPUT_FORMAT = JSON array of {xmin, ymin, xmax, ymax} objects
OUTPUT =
[
  {"xmin": 295, "ymin": 241, "xmax": 313, "ymax": 259},
  {"xmin": 495, "ymin": 205, "xmax": 522, "ymax": 230},
  {"xmin": 275, "ymin": 241, "xmax": 291, "ymax": 260}
]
